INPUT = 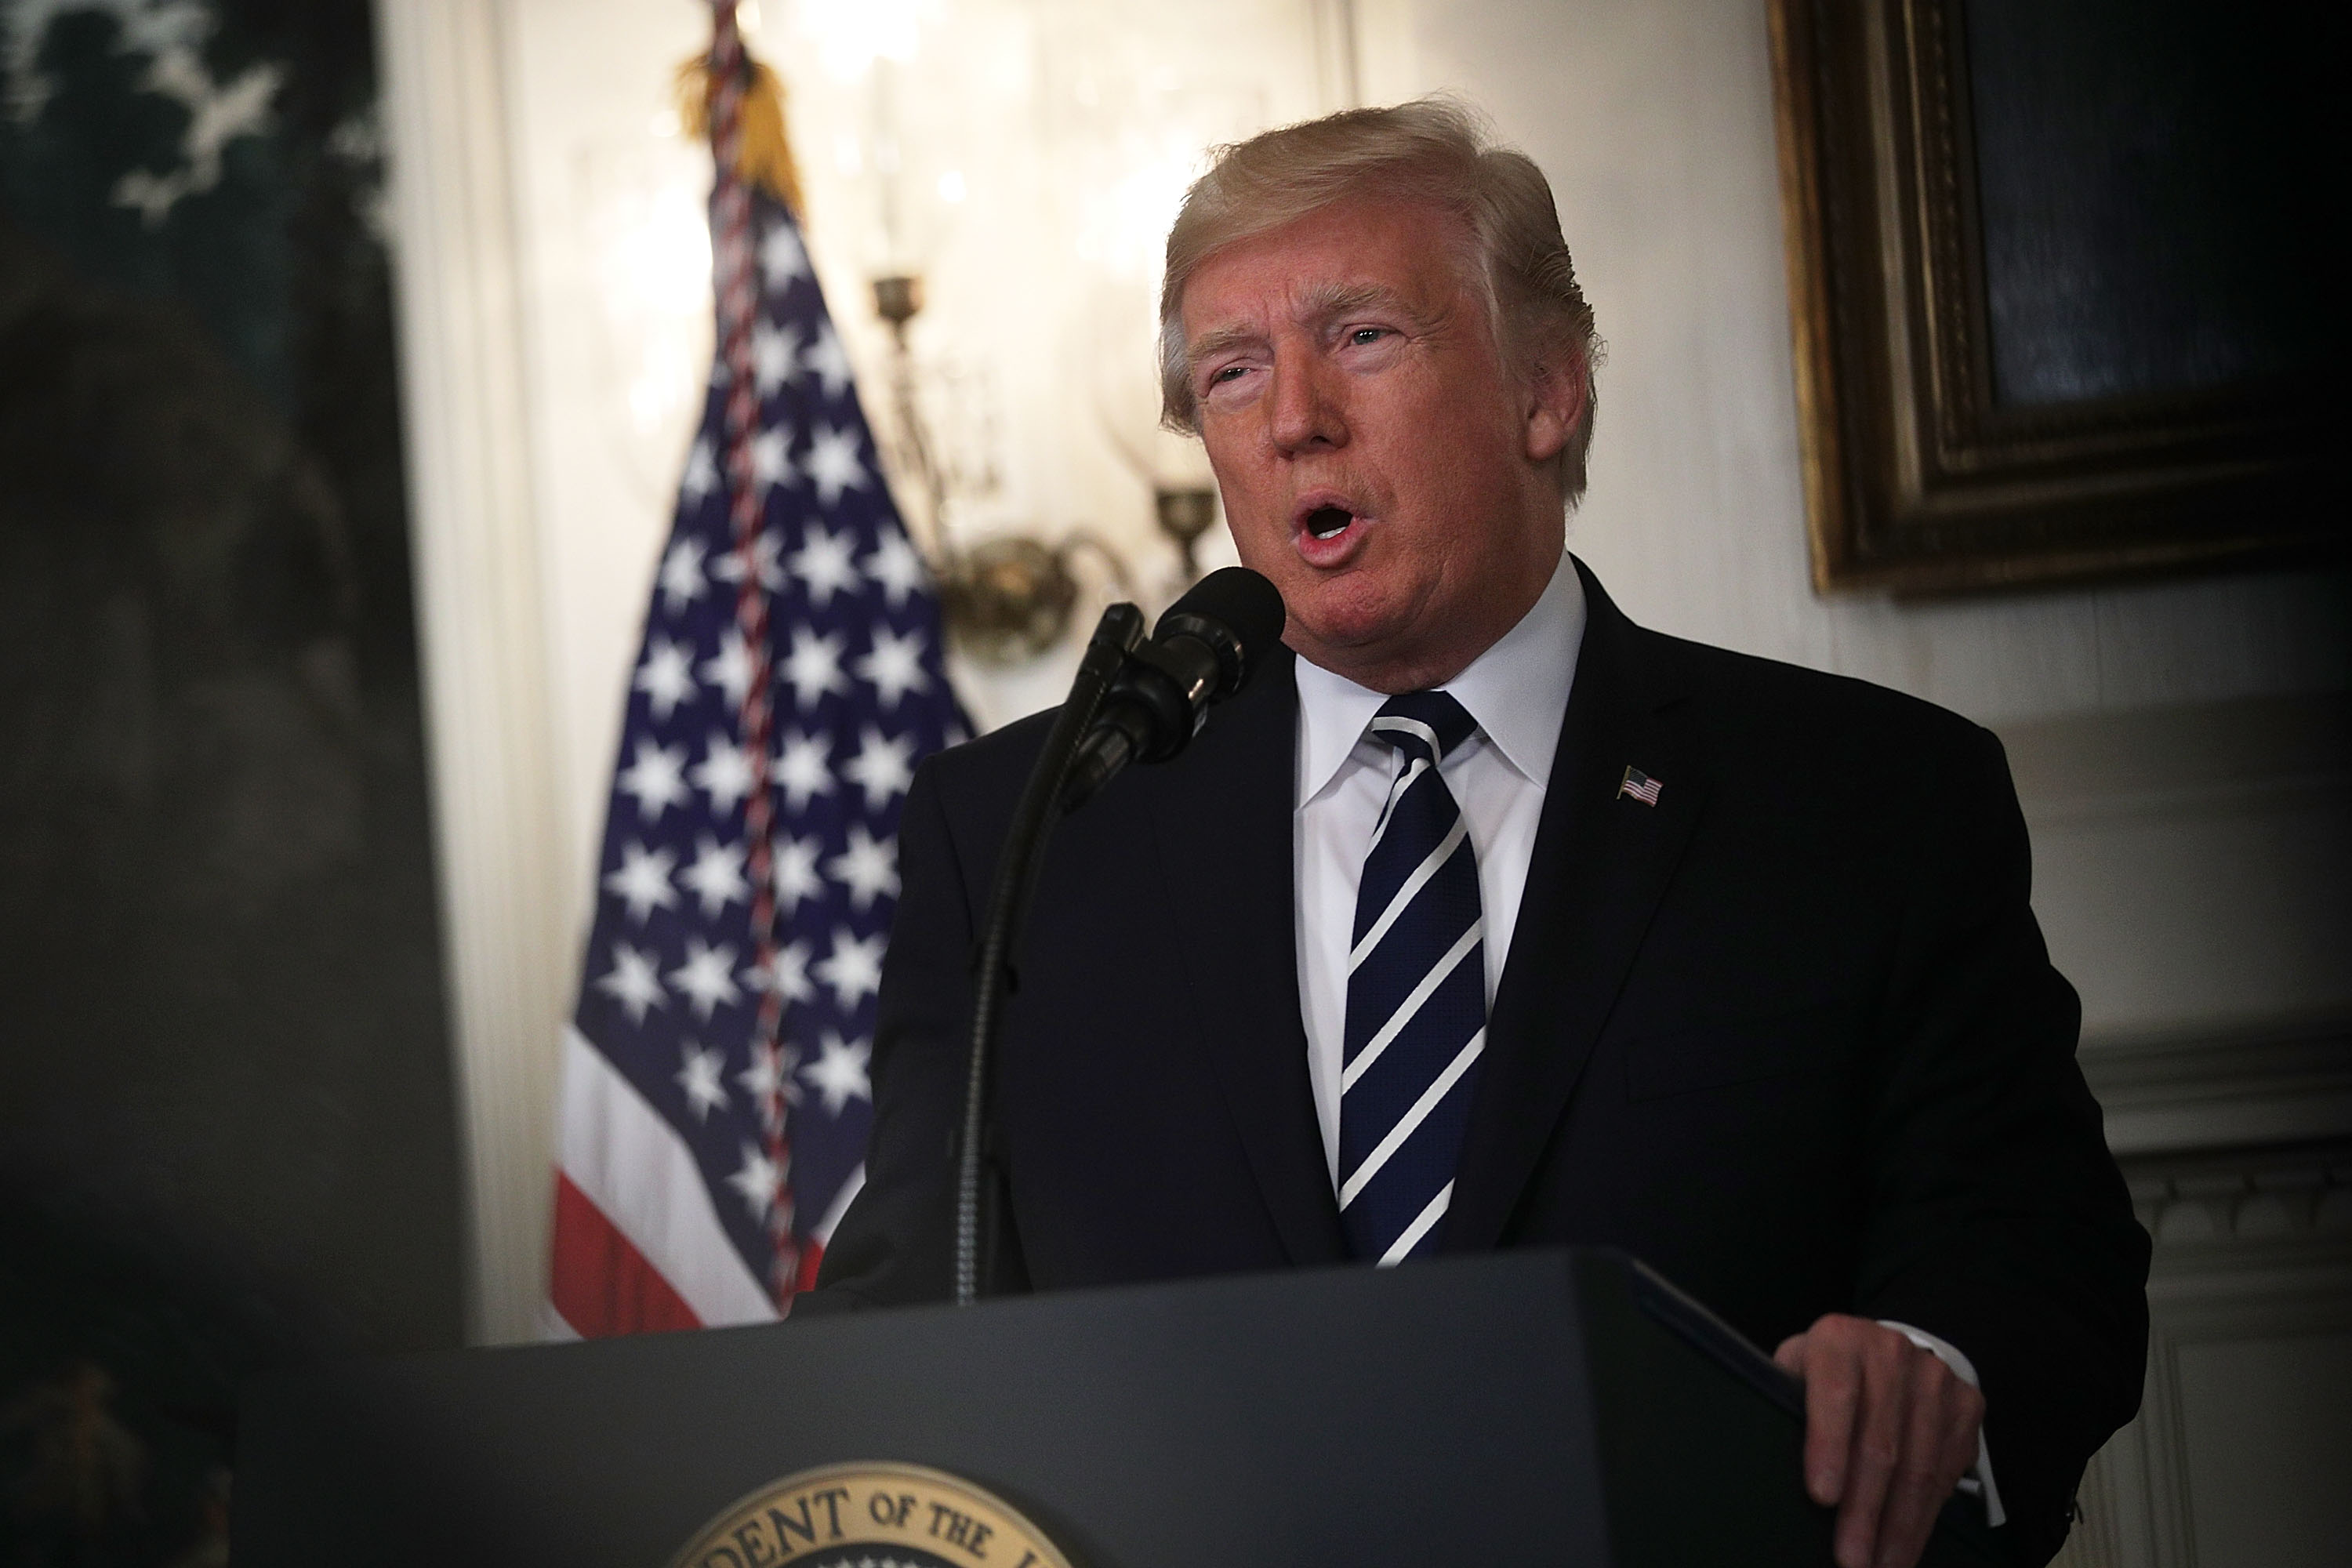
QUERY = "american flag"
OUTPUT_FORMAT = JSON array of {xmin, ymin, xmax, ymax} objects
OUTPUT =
[
  {"xmin": 548, "ymin": 9, "xmax": 962, "ymax": 1336},
  {"xmin": 1617, "ymin": 767, "xmax": 1662, "ymax": 807}
]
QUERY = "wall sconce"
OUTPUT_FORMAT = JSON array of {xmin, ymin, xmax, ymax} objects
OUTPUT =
[
  {"xmin": 801, "ymin": 16, "xmax": 1240, "ymax": 669},
  {"xmin": 1091, "ymin": 287, "xmax": 1229, "ymax": 593},
  {"xmin": 1152, "ymin": 486, "xmax": 1220, "ymax": 583},
  {"xmin": 868, "ymin": 270, "xmax": 1134, "ymax": 666}
]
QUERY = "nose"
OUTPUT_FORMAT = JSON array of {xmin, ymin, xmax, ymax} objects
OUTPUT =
[{"xmin": 1267, "ymin": 343, "xmax": 1345, "ymax": 456}]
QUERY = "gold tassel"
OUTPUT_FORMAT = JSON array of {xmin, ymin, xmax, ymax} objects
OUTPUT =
[{"xmin": 675, "ymin": 49, "xmax": 807, "ymax": 218}]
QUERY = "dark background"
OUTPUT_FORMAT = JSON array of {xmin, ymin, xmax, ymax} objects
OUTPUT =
[{"xmin": 0, "ymin": 2, "xmax": 462, "ymax": 1563}]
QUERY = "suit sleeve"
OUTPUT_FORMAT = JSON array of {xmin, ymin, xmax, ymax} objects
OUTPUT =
[
  {"xmin": 800, "ymin": 757, "xmax": 974, "ymax": 1312},
  {"xmin": 1854, "ymin": 723, "xmax": 2150, "ymax": 1565}
]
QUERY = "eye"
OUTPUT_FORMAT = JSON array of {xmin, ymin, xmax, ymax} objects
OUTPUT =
[
  {"xmin": 1347, "ymin": 326, "xmax": 1390, "ymax": 347},
  {"xmin": 1212, "ymin": 363, "xmax": 1250, "ymax": 383}
]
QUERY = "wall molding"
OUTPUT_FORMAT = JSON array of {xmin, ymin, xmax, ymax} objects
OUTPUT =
[
  {"xmin": 376, "ymin": 0, "xmax": 571, "ymax": 1346},
  {"xmin": 2066, "ymin": 1141, "xmax": 2352, "ymax": 1568},
  {"xmin": 1999, "ymin": 692, "xmax": 2352, "ymax": 1058},
  {"xmin": 2085, "ymin": 1024, "xmax": 2352, "ymax": 1159},
  {"xmin": 2121, "ymin": 1140, "xmax": 2352, "ymax": 1249}
]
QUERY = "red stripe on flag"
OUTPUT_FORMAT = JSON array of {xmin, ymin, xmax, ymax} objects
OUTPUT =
[{"xmin": 550, "ymin": 1171, "xmax": 704, "ymax": 1338}]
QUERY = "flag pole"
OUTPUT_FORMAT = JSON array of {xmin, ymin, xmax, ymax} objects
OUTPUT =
[{"xmin": 705, "ymin": 1, "xmax": 799, "ymax": 1308}]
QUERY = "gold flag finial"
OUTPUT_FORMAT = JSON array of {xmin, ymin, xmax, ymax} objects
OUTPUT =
[{"xmin": 676, "ymin": 45, "xmax": 806, "ymax": 217}]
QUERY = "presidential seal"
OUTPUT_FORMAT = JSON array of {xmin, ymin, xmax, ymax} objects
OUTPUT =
[{"xmin": 668, "ymin": 1461, "xmax": 1075, "ymax": 1568}]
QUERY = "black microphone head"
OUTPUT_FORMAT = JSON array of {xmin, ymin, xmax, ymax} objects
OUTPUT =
[{"xmin": 1152, "ymin": 566, "xmax": 1286, "ymax": 701}]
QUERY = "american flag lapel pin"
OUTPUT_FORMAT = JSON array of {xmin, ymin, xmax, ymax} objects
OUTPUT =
[{"xmin": 1617, "ymin": 766, "xmax": 1663, "ymax": 806}]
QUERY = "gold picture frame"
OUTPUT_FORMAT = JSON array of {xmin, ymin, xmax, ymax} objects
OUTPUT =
[{"xmin": 1767, "ymin": 0, "xmax": 2343, "ymax": 594}]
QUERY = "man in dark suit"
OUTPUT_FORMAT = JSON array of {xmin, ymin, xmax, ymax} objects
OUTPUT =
[{"xmin": 810, "ymin": 100, "xmax": 2147, "ymax": 1568}]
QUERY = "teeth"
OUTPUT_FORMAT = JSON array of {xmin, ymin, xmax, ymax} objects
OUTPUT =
[{"xmin": 1307, "ymin": 506, "xmax": 1352, "ymax": 539}]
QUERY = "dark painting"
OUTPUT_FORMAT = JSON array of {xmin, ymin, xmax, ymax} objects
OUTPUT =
[
  {"xmin": 1965, "ymin": 0, "xmax": 2332, "ymax": 408},
  {"xmin": 1770, "ymin": 0, "xmax": 2347, "ymax": 592},
  {"xmin": 0, "ymin": 2, "xmax": 462, "ymax": 1562}
]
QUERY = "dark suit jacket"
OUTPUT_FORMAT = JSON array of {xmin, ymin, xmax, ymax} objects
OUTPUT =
[{"xmin": 811, "ymin": 560, "xmax": 2149, "ymax": 1564}]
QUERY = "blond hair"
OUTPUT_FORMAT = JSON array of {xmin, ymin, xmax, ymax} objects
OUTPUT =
[{"xmin": 1159, "ymin": 97, "xmax": 1602, "ymax": 500}]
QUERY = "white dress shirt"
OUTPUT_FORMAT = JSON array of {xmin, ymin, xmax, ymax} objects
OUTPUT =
[
  {"xmin": 1285, "ymin": 550, "xmax": 2004, "ymax": 1525},
  {"xmin": 1293, "ymin": 552, "xmax": 1586, "ymax": 1182}
]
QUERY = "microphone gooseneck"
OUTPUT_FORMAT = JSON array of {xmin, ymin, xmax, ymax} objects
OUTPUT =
[
  {"xmin": 953, "ymin": 601, "xmax": 1142, "ymax": 1307},
  {"xmin": 952, "ymin": 568, "xmax": 1284, "ymax": 1306},
  {"xmin": 1059, "ymin": 567, "xmax": 1287, "ymax": 814}
]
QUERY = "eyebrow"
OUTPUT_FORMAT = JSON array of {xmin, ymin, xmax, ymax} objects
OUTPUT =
[
  {"xmin": 1297, "ymin": 281, "xmax": 1415, "ymax": 325},
  {"xmin": 1183, "ymin": 281, "xmax": 1425, "ymax": 379},
  {"xmin": 1183, "ymin": 322, "xmax": 1262, "ymax": 373}
]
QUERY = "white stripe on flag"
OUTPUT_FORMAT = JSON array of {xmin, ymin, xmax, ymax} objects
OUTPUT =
[{"xmin": 557, "ymin": 1025, "xmax": 779, "ymax": 1327}]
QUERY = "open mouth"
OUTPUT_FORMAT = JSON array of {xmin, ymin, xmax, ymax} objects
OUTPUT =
[{"xmin": 1303, "ymin": 505, "xmax": 1354, "ymax": 540}]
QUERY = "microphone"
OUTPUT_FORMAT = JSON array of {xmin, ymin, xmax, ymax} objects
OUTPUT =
[
  {"xmin": 1059, "ymin": 567, "xmax": 1287, "ymax": 812},
  {"xmin": 954, "ymin": 575, "xmax": 1277, "ymax": 1304}
]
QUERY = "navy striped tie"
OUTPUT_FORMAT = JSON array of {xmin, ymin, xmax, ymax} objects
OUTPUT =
[{"xmin": 1338, "ymin": 691, "xmax": 1486, "ymax": 1264}]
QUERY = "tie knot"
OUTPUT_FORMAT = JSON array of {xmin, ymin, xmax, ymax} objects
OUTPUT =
[{"xmin": 1369, "ymin": 691, "xmax": 1477, "ymax": 765}]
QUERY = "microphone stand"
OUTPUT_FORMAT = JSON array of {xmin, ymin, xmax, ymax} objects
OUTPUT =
[{"xmin": 953, "ymin": 601, "xmax": 1144, "ymax": 1306}]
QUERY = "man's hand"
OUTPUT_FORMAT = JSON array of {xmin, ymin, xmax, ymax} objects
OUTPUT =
[{"xmin": 1773, "ymin": 1314, "xmax": 1985, "ymax": 1568}]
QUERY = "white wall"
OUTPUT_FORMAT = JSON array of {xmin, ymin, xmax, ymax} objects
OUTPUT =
[{"xmin": 376, "ymin": 0, "xmax": 574, "ymax": 1348}]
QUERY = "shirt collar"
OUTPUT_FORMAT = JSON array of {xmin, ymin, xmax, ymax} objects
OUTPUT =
[{"xmin": 1294, "ymin": 550, "xmax": 1587, "ymax": 805}]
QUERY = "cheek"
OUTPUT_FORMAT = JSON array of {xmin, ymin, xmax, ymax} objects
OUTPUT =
[
  {"xmin": 1406, "ymin": 400, "xmax": 1523, "ymax": 510},
  {"xmin": 1201, "ymin": 430, "xmax": 1258, "ymax": 499},
  {"xmin": 1203, "ymin": 445, "xmax": 1288, "ymax": 540},
  {"xmin": 1223, "ymin": 522, "xmax": 1279, "ymax": 572}
]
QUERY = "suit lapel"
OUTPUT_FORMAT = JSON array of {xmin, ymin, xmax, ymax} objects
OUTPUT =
[
  {"xmin": 1145, "ymin": 650, "xmax": 1349, "ymax": 1266},
  {"xmin": 1443, "ymin": 561, "xmax": 1711, "ymax": 1252}
]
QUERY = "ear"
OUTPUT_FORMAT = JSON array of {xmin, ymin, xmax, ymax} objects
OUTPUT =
[{"xmin": 1522, "ymin": 350, "xmax": 1587, "ymax": 466}]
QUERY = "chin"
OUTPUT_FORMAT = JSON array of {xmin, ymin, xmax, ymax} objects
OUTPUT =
[{"xmin": 1287, "ymin": 590, "xmax": 1420, "ymax": 669}]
